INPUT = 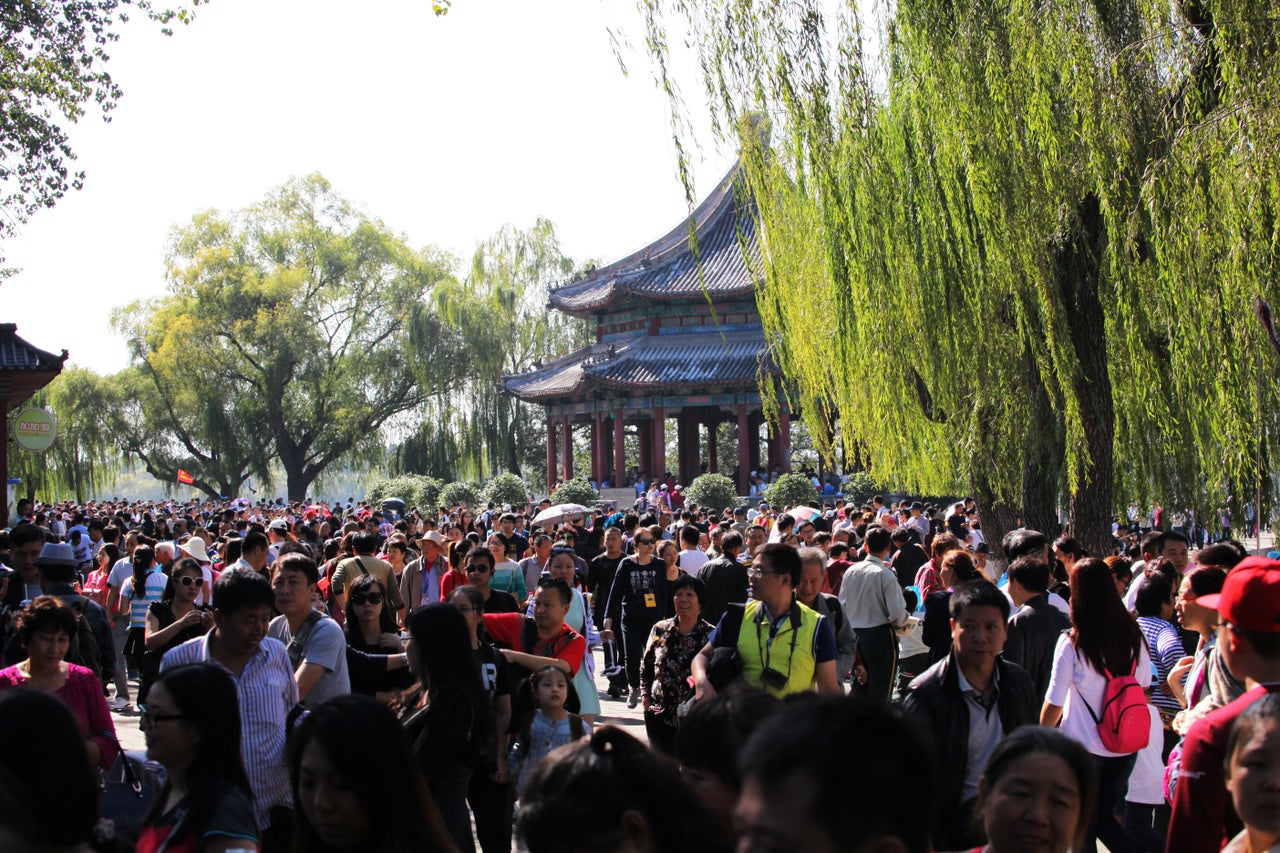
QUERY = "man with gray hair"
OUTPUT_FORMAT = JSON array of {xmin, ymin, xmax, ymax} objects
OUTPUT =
[{"xmin": 797, "ymin": 546, "xmax": 861, "ymax": 686}]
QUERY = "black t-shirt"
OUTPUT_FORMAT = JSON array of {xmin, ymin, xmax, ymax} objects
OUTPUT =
[
  {"xmin": 482, "ymin": 589, "xmax": 520, "ymax": 614},
  {"xmin": 497, "ymin": 532, "xmax": 529, "ymax": 560},
  {"xmin": 889, "ymin": 544, "xmax": 930, "ymax": 589},
  {"xmin": 475, "ymin": 642, "xmax": 511, "ymax": 702},
  {"xmin": 587, "ymin": 552, "xmax": 625, "ymax": 620}
]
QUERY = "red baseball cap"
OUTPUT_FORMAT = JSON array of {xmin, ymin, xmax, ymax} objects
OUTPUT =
[{"xmin": 1198, "ymin": 556, "xmax": 1280, "ymax": 633}]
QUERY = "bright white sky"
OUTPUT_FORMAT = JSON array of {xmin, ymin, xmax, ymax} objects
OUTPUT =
[{"xmin": 2, "ymin": 0, "xmax": 734, "ymax": 373}]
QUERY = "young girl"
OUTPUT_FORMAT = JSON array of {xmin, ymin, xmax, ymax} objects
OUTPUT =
[
  {"xmin": 1224, "ymin": 693, "xmax": 1280, "ymax": 853},
  {"xmin": 508, "ymin": 666, "xmax": 588, "ymax": 796}
]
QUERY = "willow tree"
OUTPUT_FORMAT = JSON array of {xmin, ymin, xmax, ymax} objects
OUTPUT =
[
  {"xmin": 638, "ymin": 0, "xmax": 1280, "ymax": 555},
  {"xmin": 9, "ymin": 367, "xmax": 122, "ymax": 501},
  {"xmin": 400, "ymin": 218, "xmax": 589, "ymax": 481},
  {"xmin": 117, "ymin": 174, "xmax": 459, "ymax": 500}
]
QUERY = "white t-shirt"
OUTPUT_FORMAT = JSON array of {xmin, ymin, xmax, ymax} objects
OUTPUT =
[
  {"xmin": 1126, "ymin": 705, "xmax": 1167, "ymax": 804},
  {"xmin": 106, "ymin": 559, "xmax": 135, "ymax": 618},
  {"xmin": 1000, "ymin": 586, "xmax": 1070, "ymax": 617},
  {"xmin": 1045, "ymin": 633, "xmax": 1153, "ymax": 757},
  {"xmin": 677, "ymin": 549, "xmax": 708, "ymax": 575}
]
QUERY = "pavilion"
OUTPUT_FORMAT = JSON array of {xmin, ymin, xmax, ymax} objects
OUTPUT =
[{"xmin": 503, "ymin": 166, "xmax": 792, "ymax": 495}]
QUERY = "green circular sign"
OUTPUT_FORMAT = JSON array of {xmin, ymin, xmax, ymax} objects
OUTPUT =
[{"xmin": 13, "ymin": 407, "xmax": 56, "ymax": 453}]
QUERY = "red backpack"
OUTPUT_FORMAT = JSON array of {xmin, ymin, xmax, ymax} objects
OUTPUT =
[{"xmin": 1079, "ymin": 658, "xmax": 1151, "ymax": 753}]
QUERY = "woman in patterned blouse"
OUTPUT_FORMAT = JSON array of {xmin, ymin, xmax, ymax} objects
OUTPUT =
[{"xmin": 640, "ymin": 573, "xmax": 715, "ymax": 755}]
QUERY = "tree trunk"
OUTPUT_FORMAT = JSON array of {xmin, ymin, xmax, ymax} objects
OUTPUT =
[
  {"xmin": 1059, "ymin": 194, "xmax": 1116, "ymax": 557},
  {"xmin": 285, "ymin": 466, "xmax": 315, "ymax": 503},
  {"xmin": 1021, "ymin": 351, "xmax": 1065, "ymax": 540}
]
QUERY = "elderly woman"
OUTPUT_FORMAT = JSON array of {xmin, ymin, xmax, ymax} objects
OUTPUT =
[
  {"xmin": 640, "ymin": 573, "xmax": 715, "ymax": 755},
  {"xmin": 0, "ymin": 596, "xmax": 118, "ymax": 768}
]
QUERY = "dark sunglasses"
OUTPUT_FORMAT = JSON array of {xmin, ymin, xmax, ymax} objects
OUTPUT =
[
  {"xmin": 177, "ymin": 576, "xmax": 205, "ymax": 588},
  {"xmin": 635, "ymin": 538, "xmax": 655, "ymax": 545},
  {"xmin": 350, "ymin": 593, "xmax": 384, "ymax": 605}
]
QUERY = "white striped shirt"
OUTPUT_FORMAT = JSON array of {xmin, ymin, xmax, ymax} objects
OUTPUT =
[{"xmin": 161, "ymin": 632, "xmax": 298, "ymax": 830}]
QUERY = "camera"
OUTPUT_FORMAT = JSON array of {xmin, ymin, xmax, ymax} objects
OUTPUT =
[{"xmin": 759, "ymin": 666, "xmax": 788, "ymax": 690}]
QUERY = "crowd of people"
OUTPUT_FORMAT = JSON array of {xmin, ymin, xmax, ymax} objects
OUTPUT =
[{"xmin": 0, "ymin": 492, "xmax": 1277, "ymax": 853}]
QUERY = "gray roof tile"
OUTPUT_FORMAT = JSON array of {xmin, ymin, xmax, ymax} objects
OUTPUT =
[{"xmin": 548, "ymin": 167, "xmax": 762, "ymax": 315}]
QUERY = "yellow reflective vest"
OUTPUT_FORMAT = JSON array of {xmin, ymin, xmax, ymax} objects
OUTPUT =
[{"xmin": 735, "ymin": 598, "xmax": 823, "ymax": 697}]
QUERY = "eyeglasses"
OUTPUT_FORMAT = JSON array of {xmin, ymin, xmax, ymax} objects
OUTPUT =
[
  {"xmin": 747, "ymin": 568, "xmax": 783, "ymax": 579},
  {"xmin": 635, "ymin": 538, "xmax": 655, "ymax": 545},
  {"xmin": 350, "ymin": 593, "xmax": 384, "ymax": 606},
  {"xmin": 139, "ymin": 709, "xmax": 185, "ymax": 729},
  {"xmin": 177, "ymin": 575, "xmax": 205, "ymax": 588}
]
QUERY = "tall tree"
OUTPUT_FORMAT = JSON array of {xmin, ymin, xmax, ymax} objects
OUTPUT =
[
  {"xmin": 398, "ymin": 218, "xmax": 589, "ymax": 482},
  {"xmin": 117, "ymin": 173, "xmax": 460, "ymax": 500},
  {"xmin": 9, "ymin": 367, "xmax": 122, "ymax": 502},
  {"xmin": 98, "ymin": 362, "xmax": 271, "ymax": 501},
  {"xmin": 638, "ymin": 0, "xmax": 1280, "ymax": 556}
]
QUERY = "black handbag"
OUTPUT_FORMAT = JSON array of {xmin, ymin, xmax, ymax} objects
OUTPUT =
[{"xmin": 97, "ymin": 743, "xmax": 163, "ymax": 845}]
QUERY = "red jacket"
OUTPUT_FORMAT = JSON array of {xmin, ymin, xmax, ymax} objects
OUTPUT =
[{"xmin": 1167, "ymin": 683, "xmax": 1280, "ymax": 853}]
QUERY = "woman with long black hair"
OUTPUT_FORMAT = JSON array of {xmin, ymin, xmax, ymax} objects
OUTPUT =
[
  {"xmin": 1042, "ymin": 557, "xmax": 1152, "ymax": 853},
  {"xmin": 290, "ymin": 694, "xmax": 454, "ymax": 853},
  {"xmin": 405, "ymin": 602, "xmax": 494, "ymax": 852},
  {"xmin": 137, "ymin": 662, "xmax": 258, "ymax": 852}
]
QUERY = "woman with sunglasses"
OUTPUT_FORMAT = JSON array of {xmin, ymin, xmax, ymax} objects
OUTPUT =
[
  {"xmin": 141, "ymin": 557, "xmax": 213, "ymax": 707},
  {"xmin": 343, "ymin": 574, "xmax": 413, "ymax": 703},
  {"xmin": 604, "ymin": 529, "xmax": 671, "ymax": 709}
]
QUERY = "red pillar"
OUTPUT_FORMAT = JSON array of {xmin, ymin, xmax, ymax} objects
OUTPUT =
[
  {"xmin": 592, "ymin": 411, "xmax": 604, "ymax": 484},
  {"xmin": 779, "ymin": 409, "xmax": 792, "ymax": 473},
  {"xmin": 677, "ymin": 412, "xmax": 698, "ymax": 485},
  {"xmin": 0, "ymin": 398, "xmax": 8, "ymax": 513},
  {"xmin": 707, "ymin": 419, "xmax": 718, "ymax": 473},
  {"xmin": 614, "ymin": 411, "xmax": 626, "ymax": 487},
  {"xmin": 653, "ymin": 406, "xmax": 666, "ymax": 482},
  {"xmin": 561, "ymin": 414, "xmax": 573, "ymax": 481},
  {"xmin": 737, "ymin": 404, "xmax": 750, "ymax": 494},
  {"xmin": 748, "ymin": 410, "xmax": 762, "ymax": 474},
  {"xmin": 546, "ymin": 414, "xmax": 556, "ymax": 494},
  {"xmin": 638, "ymin": 420, "xmax": 653, "ymax": 476}
]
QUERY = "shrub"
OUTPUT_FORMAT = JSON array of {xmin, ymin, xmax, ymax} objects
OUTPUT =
[
  {"xmin": 368, "ymin": 474, "xmax": 443, "ymax": 515},
  {"xmin": 366, "ymin": 476, "xmax": 393, "ymax": 505},
  {"xmin": 439, "ymin": 481, "xmax": 481, "ymax": 511},
  {"xmin": 841, "ymin": 470, "xmax": 881, "ymax": 506},
  {"xmin": 685, "ymin": 473, "xmax": 739, "ymax": 513},
  {"xmin": 412, "ymin": 476, "xmax": 444, "ymax": 513},
  {"xmin": 550, "ymin": 478, "xmax": 597, "ymax": 506},
  {"xmin": 763, "ymin": 472, "xmax": 819, "ymax": 510},
  {"xmin": 483, "ymin": 473, "xmax": 530, "ymax": 509}
]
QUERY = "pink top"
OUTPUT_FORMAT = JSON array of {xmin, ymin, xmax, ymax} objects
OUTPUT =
[
  {"xmin": 0, "ymin": 662, "xmax": 118, "ymax": 768},
  {"xmin": 83, "ymin": 569, "xmax": 111, "ymax": 610}
]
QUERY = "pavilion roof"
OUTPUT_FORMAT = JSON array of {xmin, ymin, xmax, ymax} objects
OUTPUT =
[
  {"xmin": 0, "ymin": 323, "xmax": 68, "ymax": 409},
  {"xmin": 0, "ymin": 324, "xmax": 66, "ymax": 372},
  {"xmin": 503, "ymin": 329, "xmax": 775, "ymax": 402},
  {"xmin": 547, "ymin": 165, "xmax": 762, "ymax": 317}
]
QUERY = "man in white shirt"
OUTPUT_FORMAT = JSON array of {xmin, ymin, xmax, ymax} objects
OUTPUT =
[
  {"xmin": 162, "ymin": 569, "xmax": 298, "ymax": 847},
  {"xmin": 838, "ymin": 526, "xmax": 907, "ymax": 702},
  {"xmin": 676, "ymin": 524, "xmax": 708, "ymax": 574}
]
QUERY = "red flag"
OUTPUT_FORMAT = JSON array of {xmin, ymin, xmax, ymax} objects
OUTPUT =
[{"xmin": 176, "ymin": 469, "xmax": 195, "ymax": 485}]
